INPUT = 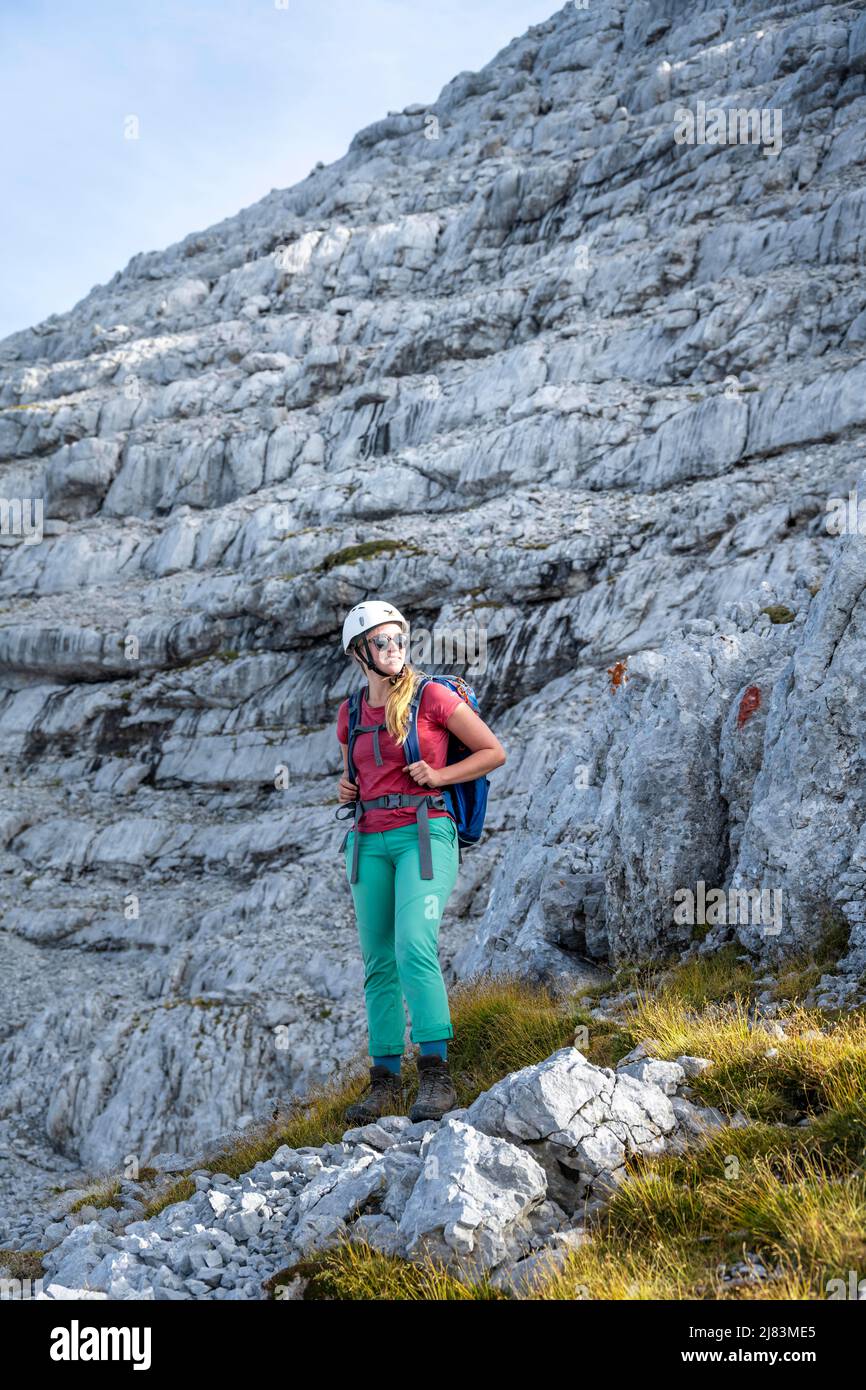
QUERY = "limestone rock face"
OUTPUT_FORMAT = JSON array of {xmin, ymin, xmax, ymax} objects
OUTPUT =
[{"xmin": 2, "ymin": 0, "xmax": 865, "ymax": 1233}]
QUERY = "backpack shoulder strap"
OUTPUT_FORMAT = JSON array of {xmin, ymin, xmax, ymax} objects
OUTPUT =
[
  {"xmin": 403, "ymin": 675, "xmax": 431, "ymax": 765},
  {"xmin": 345, "ymin": 688, "xmax": 363, "ymax": 784},
  {"xmin": 403, "ymin": 673, "xmax": 469, "ymax": 759}
]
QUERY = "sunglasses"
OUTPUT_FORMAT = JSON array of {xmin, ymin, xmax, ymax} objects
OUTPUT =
[{"xmin": 368, "ymin": 633, "xmax": 407, "ymax": 652}]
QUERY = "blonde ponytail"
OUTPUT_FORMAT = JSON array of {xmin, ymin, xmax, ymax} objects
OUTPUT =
[{"xmin": 384, "ymin": 659, "xmax": 431, "ymax": 745}]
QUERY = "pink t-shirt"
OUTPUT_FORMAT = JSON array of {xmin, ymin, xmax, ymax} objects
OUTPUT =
[{"xmin": 337, "ymin": 680, "xmax": 463, "ymax": 833}]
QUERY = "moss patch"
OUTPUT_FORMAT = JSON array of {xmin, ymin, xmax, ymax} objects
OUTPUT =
[
  {"xmin": 314, "ymin": 539, "xmax": 425, "ymax": 573},
  {"xmin": 761, "ymin": 605, "xmax": 796, "ymax": 624},
  {"xmin": 0, "ymin": 1249, "xmax": 45, "ymax": 1281}
]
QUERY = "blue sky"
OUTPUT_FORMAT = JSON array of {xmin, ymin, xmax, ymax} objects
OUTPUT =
[{"xmin": 0, "ymin": 0, "xmax": 559, "ymax": 342}]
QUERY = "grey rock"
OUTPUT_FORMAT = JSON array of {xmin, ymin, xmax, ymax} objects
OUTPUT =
[
  {"xmin": 40, "ymin": 1221, "xmax": 118, "ymax": 1290},
  {"xmin": 395, "ymin": 1117, "xmax": 548, "ymax": 1277},
  {"xmin": 616, "ymin": 1058, "xmax": 687, "ymax": 1096},
  {"xmin": 464, "ymin": 1046, "xmax": 678, "ymax": 1212},
  {"xmin": 289, "ymin": 1154, "xmax": 386, "ymax": 1257},
  {"xmin": 674, "ymin": 1055, "xmax": 714, "ymax": 1079},
  {"xmin": 37, "ymin": 1283, "xmax": 110, "ymax": 1301}
]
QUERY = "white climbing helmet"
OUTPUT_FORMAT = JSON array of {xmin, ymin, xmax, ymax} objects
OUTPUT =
[
  {"xmin": 342, "ymin": 599, "xmax": 410, "ymax": 681},
  {"xmin": 341, "ymin": 600, "xmax": 408, "ymax": 654}
]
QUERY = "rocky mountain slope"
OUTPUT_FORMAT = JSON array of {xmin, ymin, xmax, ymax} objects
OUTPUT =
[
  {"xmin": 29, "ymin": 1043, "xmax": 733, "ymax": 1300},
  {"xmin": 1, "ymin": 0, "xmax": 866, "ymax": 1251}
]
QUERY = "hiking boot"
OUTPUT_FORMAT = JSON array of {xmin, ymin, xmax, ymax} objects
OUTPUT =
[
  {"xmin": 408, "ymin": 1054, "xmax": 458, "ymax": 1122},
  {"xmin": 344, "ymin": 1064, "xmax": 404, "ymax": 1125}
]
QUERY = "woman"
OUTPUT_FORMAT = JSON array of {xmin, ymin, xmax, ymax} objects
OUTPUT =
[{"xmin": 336, "ymin": 599, "xmax": 506, "ymax": 1125}]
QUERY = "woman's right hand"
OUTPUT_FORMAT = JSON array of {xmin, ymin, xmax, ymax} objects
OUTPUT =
[{"xmin": 338, "ymin": 775, "xmax": 359, "ymax": 804}]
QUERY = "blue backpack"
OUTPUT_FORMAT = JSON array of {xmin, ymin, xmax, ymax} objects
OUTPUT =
[{"xmin": 337, "ymin": 673, "xmax": 490, "ymax": 880}]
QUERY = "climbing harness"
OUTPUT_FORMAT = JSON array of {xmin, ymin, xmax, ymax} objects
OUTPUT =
[{"xmin": 336, "ymin": 674, "xmax": 490, "ymax": 884}]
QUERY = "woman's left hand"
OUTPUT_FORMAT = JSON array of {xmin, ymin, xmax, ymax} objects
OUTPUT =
[{"xmin": 406, "ymin": 759, "xmax": 442, "ymax": 788}]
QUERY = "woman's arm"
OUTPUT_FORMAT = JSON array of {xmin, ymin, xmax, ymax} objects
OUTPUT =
[
  {"xmin": 338, "ymin": 740, "xmax": 359, "ymax": 801},
  {"xmin": 406, "ymin": 701, "xmax": 506, "ymax": 789}
]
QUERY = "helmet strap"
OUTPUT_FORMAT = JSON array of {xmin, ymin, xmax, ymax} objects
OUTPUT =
[{"xmin": 355, "ymin": 635, "xmax": 407, "ymax": 685}]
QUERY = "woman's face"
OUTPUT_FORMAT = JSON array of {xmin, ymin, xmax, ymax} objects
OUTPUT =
[{"xmin": 354, "ymin": 622, "xmax": 406, "ymax": 676}]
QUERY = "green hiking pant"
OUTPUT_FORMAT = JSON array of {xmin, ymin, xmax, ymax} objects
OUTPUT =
[{"xmin": 344, "ymin": 816, "xmax": 460, "ymax": 1056}]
